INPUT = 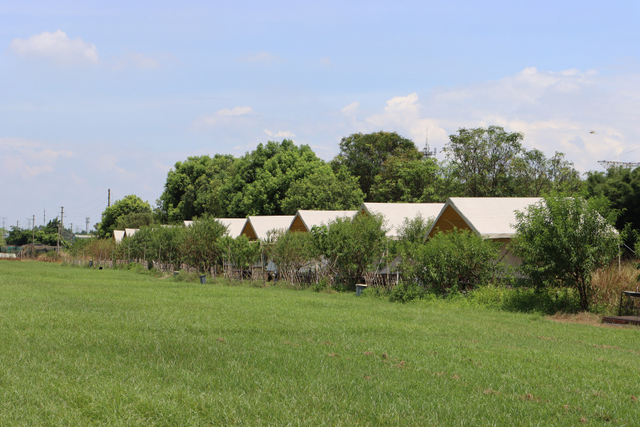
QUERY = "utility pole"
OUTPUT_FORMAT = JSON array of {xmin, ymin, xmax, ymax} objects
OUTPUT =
[
  {"xmin": 32, "ymin": 214, "xmax": 35, "ymax": 245},
  {"xmin": 44, "ymin": 209, "xmax": 46, "ymax": 226},
  {"xmin": 108, "ymin": 189, "xmax": 111, "ymax": 207},
  {"xmin": 86, "ymin": 217, "xmax": 90, "ymax": 234},
  {"xmin": 17, "ymin": 221, "xmax": 19, "ymax": 229},
  {"xmin": 57, "ymin": 207, "xmax": 64, "ymax": 253}
]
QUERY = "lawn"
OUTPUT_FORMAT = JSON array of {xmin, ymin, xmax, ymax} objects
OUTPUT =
[{"xmin": 0, "ymin": 261, "xmax": 639, "ymax": 426}]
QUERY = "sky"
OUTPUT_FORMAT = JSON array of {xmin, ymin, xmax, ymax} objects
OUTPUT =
[{"xmin": 2, "ymin": 0, "xmax": 640, "ymax": 232}]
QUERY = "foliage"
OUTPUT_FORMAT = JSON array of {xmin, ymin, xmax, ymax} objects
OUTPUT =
[
  {"xmin": 281, "ymin": 165, "xmax": 364, "ymax": 213},
  {"xmin": 369, "ymin": 153, "xmax": 443, "ymax": 203},
  {"xmin": 156, "ymin": 154, "xmax": 237, "ymax": 223},
  {"xmin": 584, "ymin": 165, "xmax": 640, "ymax": 251},
  {"xmin": 312, "ymin": 213, "xmax": 387, "ymax": 288},
  {"xmin": 115, "ymin": 212, "xmax": 154, "ymax": 230},
  {"xmin": 127, "ymin": 225, "xmax": 185, "ymax": 264},
  {"xmin": 511, "ymin": 195, "xmax": 621, "ymax": 311},
  {"xmin": 443, "ymin": 126, "xmax": 581, "ymax": 197},
  {"xmin": 332, "ymin": 131, "xmax": 421, "ymax": 199},
  {"xmin": 180, "ymin": 216, "xmax": 228, "ymax": 272},
  {"xmin": 400, "ymin": 228, "xmax": 502, "ymax": 295},
  {"xmin": 219, "ymin": 235, "xmax": 261, "ymax": 273},
  {"xmin": 157, "ymin": 140, "xmax": 361, "ymax": 220},
  {"xmin": 266, "ymin": 230, "xmax": 319, "ymax": 281},
  {"xmin": 388, "ymin": 280, "xmax": 426, "ymax": 303},
  {"xmin": 5, "ymin": 218, "xmax": 69, "ymax": 247},
  {"xmin": 98, "ymin": 195, "xmax": 152, "ymax": 238},
  {"xmin": 84, "ymin": 238, "xmax": 116, "ymax": 262}
]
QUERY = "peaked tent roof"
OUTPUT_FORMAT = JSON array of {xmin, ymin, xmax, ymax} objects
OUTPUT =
[
  {"xmin": 124, "ymin": 228, "xmax": 139, "ymax": 238},
  {"xmin": 184, "ymin": 218, "xmax": 247, "ymax": 238},
  {"xmin": 360, "ymin": 202, "xmax": 445, "ymax": 238},
  {"xmin": 242, "ymin": 215, "xmax": 295, "ymax": 240},
  {"xmin": 113, "ymin": 230, "xmax": 125, "ymax": 243},
  {"xmin": 426, "ymin": 197, "xmax": 542, "ymax": 239},
  {"xmin": 289, "ymin": 210, "xmax": 357, "ymax": 232}
]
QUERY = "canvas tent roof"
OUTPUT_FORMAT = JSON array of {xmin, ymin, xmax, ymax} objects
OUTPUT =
[
  {"xmin": 359, "ymin": 202, "xmax": 445, "ymax": 238},
  {"xmin": 426, "ymin": 197, "xmax": 542, "ymax": 239},
  {"xmin": 124, "ymin": 228, "xmax": 139, "ymax": 238},
  {"xmin": 289, "ymin": 210, "xmax": 357, "ymax": 232},
  {"xmin": 184, "ymin": 218, "xmax": 247, "ymax": 238},
  {"xmin": 242, "ymin": 215, "xmax": 295, "ymax": 240},
  {"xmin": 113, "ymin": 230, "xmax": 125, "ymax": 243}
]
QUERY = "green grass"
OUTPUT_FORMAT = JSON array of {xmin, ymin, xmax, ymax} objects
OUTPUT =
[{"xmin": 1, "ymin": 261, "xmax": 639, "ymax": 426}]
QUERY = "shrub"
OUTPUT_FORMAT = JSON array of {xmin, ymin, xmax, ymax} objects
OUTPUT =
[
  {"xmin": 388, "ymin": 281, "xmax": 425, "ymax": 303},
  {"xmin": 512, "ymin": 195, "xmax": 621, "ymax": 311},
  {"xmin": 400, "ymin": 228, "xmax": 502, "ymax": 295}
]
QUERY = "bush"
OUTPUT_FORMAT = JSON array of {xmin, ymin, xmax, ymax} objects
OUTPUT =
[
  {"xmin": 400, "ymin": 228, "xmax": 502, "ymax": 295},
  {"xmin": 512, "ymin": 195, "xmax": 621, "ymax": 311},
  {"xmin": 388, "ymin": 281, "xmax": 425, "ymax": 303}
]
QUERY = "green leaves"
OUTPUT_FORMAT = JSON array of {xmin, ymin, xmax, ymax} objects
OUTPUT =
[
  {"xmin": 98, "ymin": 195, "xmax": 152, "ymax": 238},
  {"xmin": 512, "ymin": 195, "xmax": 621, "ymax": 311}
]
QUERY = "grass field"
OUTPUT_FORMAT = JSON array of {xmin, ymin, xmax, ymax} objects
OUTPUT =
[{"xmin": 1, "ymin": 261, "xmax": 639, "ymax": 426}]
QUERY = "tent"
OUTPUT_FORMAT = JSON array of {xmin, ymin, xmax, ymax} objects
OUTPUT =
[
  {"xmin": 241, "ymin": 215, "xmax": 295, "ymax": 241},
  {"xmin": 358, "ymin": 202, "xmax": 445, "ymax": 238},
  {"xmin": 288, "ymin": 210, "xmax": 357, "ymax": 232}
]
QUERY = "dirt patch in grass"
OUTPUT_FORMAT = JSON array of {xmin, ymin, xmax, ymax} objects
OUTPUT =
[{"xmin": 546, "ymin": 312, "xmax": 606, "ymax": 327}]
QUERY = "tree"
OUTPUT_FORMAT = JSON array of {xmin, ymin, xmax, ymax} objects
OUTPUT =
[
  {"xmin": 443, "ymin": 126, "xmax": 580, "ymax": 197},
  {"xmin": 98, "ymin": 195, "xmax": 152, "ymax": 238},
  {"xmin": 312, "ymin": 213, "xmax": 387, "ymax": 288},
  {"xmin": 511, "ymin": 195, "xmax": 621, "ymax": 311},
  {"xmin": 6, "ymin": 219, "xmax": 65, "ymax": 247},
  {"xmin": 399, "ymin": 228, "xmax": 501, "ymax": 295},
  {"xmin": 157, "ymin": 154, "xmax": 236, "ymax": 223},
  {"xmin": 584, "ymin": 166, "xmax": 640, "ymax": 251},
  {"xmin": 444, "ymin": 126, "xmax": 525, "ymax": 197},
  {"xmin": 180, "ymin": 216, "xmax": 228, "ymax": 273},
  {"xmin": 265, "ymin": 230, "xmax": 319, "ymax": 282},
  {"xmin": 332, "ymin": 131, "xmax": 421, "ymax": 199},
  {"xmin": 224, "ymin": 140, "xmax": 329, "ymax": 217},
  {"xmin": 369, "ymin": 153, "xmax": 442, "ymax": 203},
  {"xmin": 281, "ymin": 165, "xmax": 364, "ymax": 213}
]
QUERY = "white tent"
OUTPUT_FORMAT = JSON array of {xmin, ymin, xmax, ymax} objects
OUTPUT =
[
  {"xmin": 184, "ymin": 218, "xmax": 247, "ymax": 238},
  {"xmin": 242, "ymin": 215, "xmax": 295, "ymax": 241},
  {"xmin": 359, "ymin": 202, "xmax": 445, "ymax": 238},
  {"xmin": 124, "ymin": 228, "xmax": 139, "ymax": 238},
  {"xmin": 426, "ymin": 197, "xmax": 542, "ymax": 239},
  {"xmin": 113, "ymin": 230, "xmax": 125, "ymax": 243},
  {"xmin": 289, "ymin": 210, "xmax": 357, "ymax": 232}
]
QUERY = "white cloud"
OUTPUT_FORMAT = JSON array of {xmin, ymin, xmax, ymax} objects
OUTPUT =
[
  {"xmin": 341, "ymin": 101, "xmax": 359, "ymax": 115},
  {"xmin": 319, "ymin": 57, "xmax": 331, "ymax": 66},
  {"xmin": 9, "ymin": 30, "xmax": 98, "ymax": 66},
  {"xmin": 343, "ymin": 67, "xmax": 640, "ymax": 172},
  {"xmin": 264, "ymin": 129, "xmax": 296, "ymax": 138},
  {"xmin": 0, "ymin": 137, "xmax": 73, "ymax": 180},
  {"xmin": 193, "ymin": 106, "xmax": 255, "ymax": 128},
  {"xmin": 9, "ymin": 30, "xmax": 167, "ymax": 70},
  {"xmin": 238, "ymin": 51, "xmax": 279, "ymax": 63}
]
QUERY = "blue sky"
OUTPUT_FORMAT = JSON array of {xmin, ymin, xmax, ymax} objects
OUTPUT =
[{"xmin": 2, "ymin": 0, "xmax": 639, "ymax": 231}]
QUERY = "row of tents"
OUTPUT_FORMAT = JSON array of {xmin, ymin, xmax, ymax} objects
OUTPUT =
[{"xmin": 114, "ymin": 197, "xmax": 543, "ymax": 267}]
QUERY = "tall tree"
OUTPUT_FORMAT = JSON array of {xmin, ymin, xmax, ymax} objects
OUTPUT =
[
  {"xmin": 157, "ymin": 154, "xmax": 236, "ymax": 223},
  {"xmin": 98, "ymin": 195, "xmax": 152, "ymax": 238},
  {"xmin": 369, "ymin": 153, "xmax": 442, "ymax": 203},
  {"xmin": 512, "ymin": 195, "xmax": 620, "ymax": 311},
  {"xmin": 443, "ymin": 126, "xmax": 581, "ymax": 197},
  {"xmin": 332, "ymin": 131, "xmax": 420, "ymax": 199},
  {"xmin": 281, "ymin": 165, "xmax": 364, "ymax": 213},
  {"xmin": 584, "ymin": 166, "xmax": 640, "ymax": 248}
]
